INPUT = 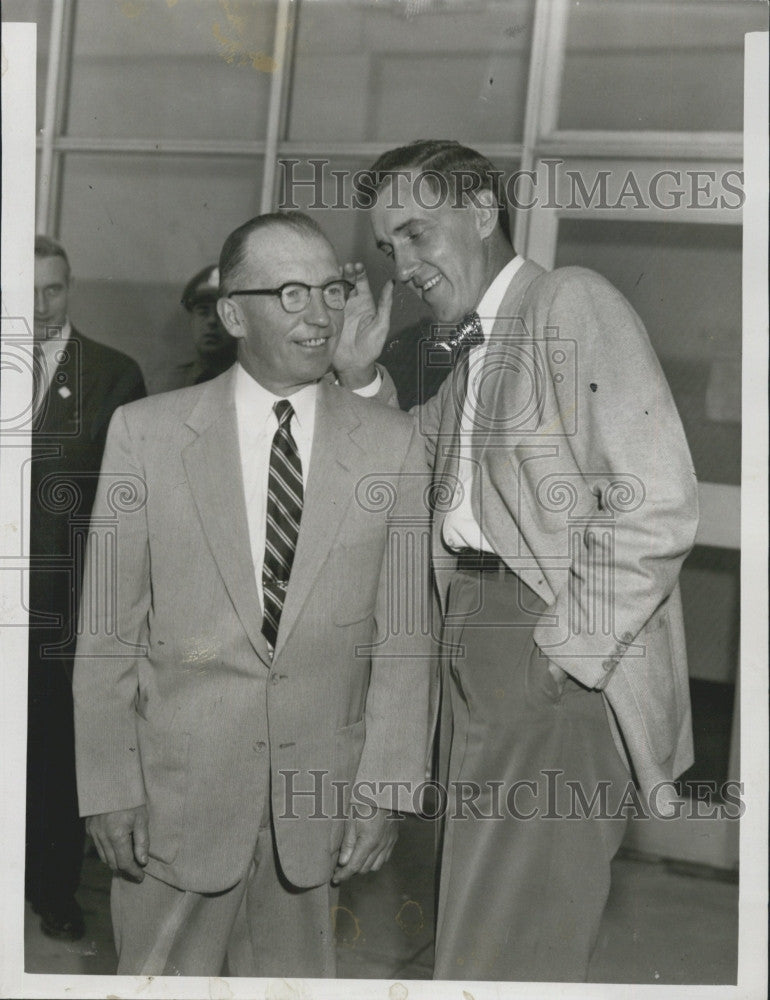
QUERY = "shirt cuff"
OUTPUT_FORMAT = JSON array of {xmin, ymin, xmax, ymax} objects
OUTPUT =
[{"xmin": 349, "ymin": 369, "xmax": 382, "ymax": 397}]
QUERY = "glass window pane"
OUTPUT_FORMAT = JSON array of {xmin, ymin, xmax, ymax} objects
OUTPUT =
[
  {"xmin": 554, "ymin": 219, "xmax": 741, "ymax": 487},
  {"xmin": 58, "ymin": 153, "xmax": 263, "ymax": 392},
  {"xmin": 289, "ymin": 0, "xmax": 533, "ymax": 143},
  {"xmin": 1, "ymin": 0, "xmax": 52, "ymax": 131},
  {"xmin": 66, "ymin": 0, "xmax": 276, "ymax": 139},
  {"xmin": 559, "ymin": 0, "xmax": 768, "ymax": 132}
]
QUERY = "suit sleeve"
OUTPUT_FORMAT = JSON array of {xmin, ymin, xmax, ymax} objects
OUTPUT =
[
  {"xmin": 353, "ymin": 421, "xmax": 436, "ymax": 813},
  {"xmin": 531, "ymin": 270, "xmax": 699, "ymax": 689},
  {"xmin": 73, "ymin": 406, "xmax": 150, "ymax": 816}
]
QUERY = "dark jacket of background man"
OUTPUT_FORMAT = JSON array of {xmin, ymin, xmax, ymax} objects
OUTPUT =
[{"xmin": 26, "ymin": 236, "xmax": 146, "ymax": 940}]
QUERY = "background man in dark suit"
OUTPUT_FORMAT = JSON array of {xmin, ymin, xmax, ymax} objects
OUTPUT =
[
  {"xmin": 26, "ymin": 236, "xmax": 146, "ymax": 940},
  {"xmin": 336, "ymin": 140, "xmax": 699, "ymax": 982}
]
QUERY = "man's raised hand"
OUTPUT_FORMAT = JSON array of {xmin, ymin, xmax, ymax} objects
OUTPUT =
[{"xmin": 333, "ymin": 263, "xmax": 393, "ymax": 388}]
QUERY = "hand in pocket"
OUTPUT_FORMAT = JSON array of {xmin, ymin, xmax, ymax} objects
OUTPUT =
[{"xmin": 528, "ymin": 643, "xmax": 568, "ymax": 704}]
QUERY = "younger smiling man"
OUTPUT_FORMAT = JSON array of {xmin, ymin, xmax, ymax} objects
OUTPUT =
[{"xmin": 336, "ymin": 140, "xmax": 698, "ymax": 982}]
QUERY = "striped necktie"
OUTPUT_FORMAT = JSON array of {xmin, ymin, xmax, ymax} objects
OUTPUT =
[{"xmin": 262, "ymin": 399, "xmax": 303, "ymax": 648}]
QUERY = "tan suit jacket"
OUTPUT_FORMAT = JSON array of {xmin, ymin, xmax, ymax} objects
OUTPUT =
[
  {"xmin": 74, "ymin": 369, "xmax": 433, "ymax": 893},
  {"xmin": 387, "ymin": 261, "xmax": 698, "ymax": 797}
]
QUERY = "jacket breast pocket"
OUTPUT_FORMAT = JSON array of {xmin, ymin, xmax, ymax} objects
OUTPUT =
[{"xmin": 137, "ymin": 719, "xmax": 191, "ymax": 865}]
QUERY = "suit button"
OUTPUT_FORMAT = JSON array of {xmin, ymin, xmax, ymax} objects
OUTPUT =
[
  {"xmin": 622, "ymin": 631, "xmax": 634, "ymax": 643},
  {"xmin": 602, "ymin": 658, "xmax": 614, "ymax": 672},
  {"xmin": 253, "ymin": 741, "xmax": 267, "ymax": 752}
]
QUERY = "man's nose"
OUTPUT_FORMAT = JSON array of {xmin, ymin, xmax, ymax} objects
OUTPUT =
[
  {"xmin": 34, "ymin": 289, "xmax": 47, "ymax": 314},
  {"xmin": 304, "ymin": 288, "xmax": 331, "ymax": 326},
  {"xmin": 393, "ymin": 246, "xmax": 419, "ymax": 284}
]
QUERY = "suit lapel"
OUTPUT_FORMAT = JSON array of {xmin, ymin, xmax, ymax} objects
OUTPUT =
[
  {"xmin": 469, "ymin": 259, "xmax": 554, "ymax": 593},
  {"xmin": 431, "ymin": 363, "xmax": 466, "ymax": 614},
  {"xmin": 34, "ymin": 333, "xmax": 81, "ymax": 436},
  {"xmin": 432, "ymin": 260, "xmax": 546, "ymax": 611},
  {"xmin": 182, "ymin": 370, "xmax": 272, "ymax": 666},
  {"xmin": 475, "ymin": 259, "xmax": 545, "ymax": 440},
  {"xmin": 273, "ymin": 382, "xmax": 363, "ymax": 656}
]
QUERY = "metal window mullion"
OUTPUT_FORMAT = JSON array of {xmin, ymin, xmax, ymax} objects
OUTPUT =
[
  {"xmin": 259, "ymin": 0, "xmax": 293, "ymax": 214},
  {"xmin": 44, "ymin": 136, "xmax": 268, "ymax": 156},
  {"xmin": 514, "ymin": 0, "xmax": 569, "ymax": 261},
  {"xmin": 36, "ymin": 0, "xmax": 66, "ymax": 233},
  {"xmin": 47, "ymin": 0, "xmax": 76, "ymax": 236}
]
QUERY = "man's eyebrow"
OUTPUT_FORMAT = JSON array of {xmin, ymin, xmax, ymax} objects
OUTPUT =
[{"xmin": 376, "ymin": 218, "xmax": 426, "ymax": 248}]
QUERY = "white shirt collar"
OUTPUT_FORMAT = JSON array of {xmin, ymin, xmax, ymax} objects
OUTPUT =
[
  {"xmin": 37, "ymin": 318, "xmax": 72, "ymax": 350},
  {"xmin": 233, "ymin": 361, "xmax": 317, "ymax": 436},
  {"xmin": 475, "ymin": 255, "xmax": 525, "ymax": 340}
]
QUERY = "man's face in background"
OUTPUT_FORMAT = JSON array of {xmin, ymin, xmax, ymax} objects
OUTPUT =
[
  {"xmin": 34, "ymin": 255, "xmax": 70, "ymax": 341},
  {"xmin": 188, "ymin": 296, "xmax": 234, "ymax": 359}
]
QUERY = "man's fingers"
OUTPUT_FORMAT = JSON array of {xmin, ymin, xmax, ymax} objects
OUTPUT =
[
  {"xmin": 336, "ymin": 818, "xmax": 358, "ymax": 867},
  {"xmin": 339, "ymin": 837, "xmax": 369, "ymax": 878},
  {"xmin": 376, "ymin": 279, "xmax": 394, "ymax": 324},
  {"xmin": 332, "ymin": 827, "xmax": 369, "ymax": 884},
  {"xmin": 111, "ymin": 829, "xmax": 145, "ymax": 882},
  {"xmin": 88, "ymin": 828, "xmax": 109, "ymax": 868},
  {"xmin": 132, "ymin": 808, "xmax": 150, "ymax": 866},
  {"xmin": 98, "ymin": 833, "xmax": 119, "ymax": 873},
  {"xmin": 369, "ymin": 843, "xmax": 394, "ymax": 873},
  {"xmin": 350, "ymin": 262, "xmax": 371, "ymax": 294}
]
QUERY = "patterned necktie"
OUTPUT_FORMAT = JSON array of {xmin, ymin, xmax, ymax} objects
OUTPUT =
[
  {"xmin": 427, "ymin": 311, "xmax": 484, "ymax": 361},
  {"xmin": 262, "ymin": 399, "xmax": 303, "ymax": 648}
]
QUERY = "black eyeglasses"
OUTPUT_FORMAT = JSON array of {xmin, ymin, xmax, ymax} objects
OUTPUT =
[{"xmin": 227, "ymin": 279, "xmax": 355, "ymax": 313}]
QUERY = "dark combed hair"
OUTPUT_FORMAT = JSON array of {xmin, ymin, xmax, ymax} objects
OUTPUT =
[
  {"xmin": 34, "ymin": 234, "xmax": 71, "ymax": 279},
  {"xmin": 367, "ymin": 139, "xmax": 512, "ymax": 244},
  {"xmin": 219, "ymin": 211, "xmax": 325, "ymax": 293}
]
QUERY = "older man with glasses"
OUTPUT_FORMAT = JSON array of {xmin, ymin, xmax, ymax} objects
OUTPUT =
[{"xmin": 73, "ymin": 211, "xmax": 435, "ymax": 977}]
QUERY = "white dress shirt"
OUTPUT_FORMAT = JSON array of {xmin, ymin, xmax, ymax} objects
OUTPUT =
[
  {"xmin": 355, "ymin": 256, "xmax": 524, "ymax": 550},
  {"xmin": 234, "ymin": 362, "xmax": 317, "ymax": 611},
  {"xmin": 441, "ymin": 255, "xmax": 525, "ymax": 552}
]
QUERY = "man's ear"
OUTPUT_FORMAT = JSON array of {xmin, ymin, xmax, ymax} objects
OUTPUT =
[
  {"xmin": 217, "ymin": 296, "xmax": 244, "ymax": 339},
  {"xmin": 473, "ymin": 188, "xmax": 500, "ymax": 240}
]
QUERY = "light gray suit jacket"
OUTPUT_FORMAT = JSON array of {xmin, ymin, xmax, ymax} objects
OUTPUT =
[
  {"xmin": 74, "ymin": 369, "xmax": 434, "ymax": 893},
  {"xmin": 385, "ymin": 261, "xmax": 698, "ymax": 798}
]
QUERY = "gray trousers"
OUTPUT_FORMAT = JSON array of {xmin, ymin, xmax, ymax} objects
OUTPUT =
[
  {"xmin": 434, "ymin": 567, "xmax": 630, "ymax": 982},
  {"xmin": 111, "ymin": 804, "xmax": 338, "ymax": 977}
]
